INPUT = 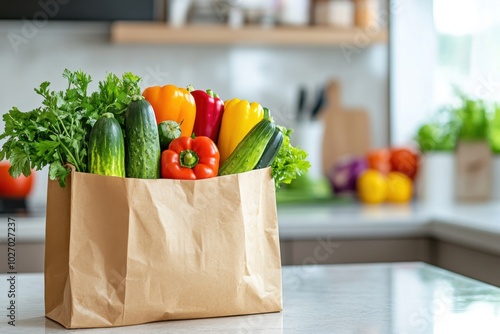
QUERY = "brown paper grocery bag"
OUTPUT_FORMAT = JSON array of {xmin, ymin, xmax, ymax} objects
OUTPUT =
[{"xmin": 44, "ymin": 167, "xmax": 282, "ymax": 329}]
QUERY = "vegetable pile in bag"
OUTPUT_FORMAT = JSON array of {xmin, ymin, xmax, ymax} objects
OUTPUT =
[
  {"xmin": 0, "ymin": 69, "xmax": 309, "ymax": 189},
  {"xmin": 0, "ymin": 70, "xmax": 141, "ymax": 186}
]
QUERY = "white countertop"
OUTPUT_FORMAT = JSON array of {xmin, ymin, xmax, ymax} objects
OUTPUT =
[
  {"xmin": 1, "ymin": 262, "xmax": 500, "ymax": 333},
  {"xmin": 277, "ymin": 202, "xmax": 500, "ymax": 254},
  {"xmin": 277, "ymin": 203, "xmax": 431, "ymax": 239},
  {"xmin": 2, "ymin": 202, "xmax": 500, "ymax": 254}
]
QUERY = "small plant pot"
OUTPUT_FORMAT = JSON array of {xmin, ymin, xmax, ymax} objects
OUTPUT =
[
  {"xmin": 417, "ymin": 152, "xmax": 455, "ymax": 206},
  {"xmin": 493, "ymin": 155, "xmax": 500, "ymax": 201},
  {"xmin": 455, "ymin": 140, "xmax": 492, "ymax": 202}
]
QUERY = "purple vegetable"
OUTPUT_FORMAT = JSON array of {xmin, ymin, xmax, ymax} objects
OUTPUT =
[{"xmin": 328, "ymin": 157, "xmax": 368, "ymax": 195}]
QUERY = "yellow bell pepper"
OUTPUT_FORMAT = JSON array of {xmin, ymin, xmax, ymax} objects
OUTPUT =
[{"xmin": 217, "ymin": 98, "xmax": 264, "ymax": 163}]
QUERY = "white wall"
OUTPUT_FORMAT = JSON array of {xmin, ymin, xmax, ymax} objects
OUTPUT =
[
  {"xmin": 0, "ymin": 21, "xmax": 388, "ymax": 211},
  {"xmin": 390, "ymin": 0, "xmax": 436, "ymax": 145}
]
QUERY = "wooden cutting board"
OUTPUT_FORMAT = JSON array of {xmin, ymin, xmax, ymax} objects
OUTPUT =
[{"xmin": 319, "ymin": 80, "xmax": 372, "ymax": 175}]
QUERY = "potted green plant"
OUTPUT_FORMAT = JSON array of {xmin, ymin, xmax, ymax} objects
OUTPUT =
[
  {"xmin": 454, "ymin": 95, "xmax": 492, "ymax": 202},
  {"xmin": 415, "ymin": 106, "xmax": 460, "ymax": 206},
  {"xmin": 489, "ymin": 104, "xmax": 500, "ymax": 200}
]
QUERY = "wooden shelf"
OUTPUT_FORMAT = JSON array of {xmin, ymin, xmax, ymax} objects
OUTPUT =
[{"xmin": 110, "ymin": 22, "xmax": 388, "ymax": 46}]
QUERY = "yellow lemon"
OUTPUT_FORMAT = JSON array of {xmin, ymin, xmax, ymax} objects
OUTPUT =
[
  {"xmin": 357, "ymin": 169, "xmax": 387, "ymax": 204},
  {"xmin": 386, "ymin": 172, "xmax": 413, "ymax": 203}
]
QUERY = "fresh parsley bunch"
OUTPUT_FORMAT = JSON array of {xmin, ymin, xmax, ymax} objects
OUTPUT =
[{"xmin": 0, "ymin": 69, "xmax": 141, "ymax": 187}]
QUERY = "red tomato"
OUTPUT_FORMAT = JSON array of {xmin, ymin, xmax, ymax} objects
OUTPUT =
[
  {"xmin": 366, "ymin": 149, "xmax": 391, "ymax": 174},
  {"xmin": 0, "ymin": 161, "xmax": 35, "ymax": 198},
  {"xmin": 389, "ymin": 148, "xmax": 419, "ymax": 180}
]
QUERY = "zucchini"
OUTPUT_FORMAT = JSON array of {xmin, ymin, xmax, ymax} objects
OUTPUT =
[
  {"xmin": 218, "ymin": 118, "xmax": 275, "ymax": 176},
  {"xmin": 88, "ymin": 113, "xmax": 125, "ymax": 177},
  {"xmin": 125, "ymin": 96, "xmax": 161, "ymax": 179},
  {"xmin": 254, "ymin": 127, "xmax": 284, "ymax": 169}
]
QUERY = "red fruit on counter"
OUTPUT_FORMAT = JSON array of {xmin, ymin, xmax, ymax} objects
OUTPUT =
[
  {"xmin": 0, "ymin": 161, "xmax": 35, "ymax": 198},
  {"xmin": 389, "ymin": 148, "xmax": 419, "ymax": 180},
  {"xmin": 366, "ymin": 149, "xmax": 391, "ymax": 174}
]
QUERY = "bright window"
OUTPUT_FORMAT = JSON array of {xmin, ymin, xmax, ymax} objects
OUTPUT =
[
  {"xmin": 391, "ymin": 0, "xmax": 500, "ymax": 145},
  {"xmin": 434, "ymin": 0, "xmax": 500, "ymax": 106}
]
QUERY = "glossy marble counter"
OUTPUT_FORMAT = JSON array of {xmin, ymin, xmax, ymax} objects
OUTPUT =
[{"xmin": 1, "ymin": 262, "xmax": 500, "ymax": 333}]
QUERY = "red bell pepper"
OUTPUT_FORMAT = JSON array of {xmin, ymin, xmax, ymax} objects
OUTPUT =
[
  {"xmin": 190, "ymin": 88, "xmax": 224, "ymax": 143},
  {"xmin": 161, "ymin": 136, "xmax": 220, "ymax": 180}
]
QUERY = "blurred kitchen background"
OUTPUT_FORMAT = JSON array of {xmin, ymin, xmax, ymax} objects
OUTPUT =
[
  {"xmin": 0, "ymin": 0, "xmax": 500, "ymax": 210},
  {"xmin": 3, "ymin": 0, "xmax": 500, "ymax": 284}
]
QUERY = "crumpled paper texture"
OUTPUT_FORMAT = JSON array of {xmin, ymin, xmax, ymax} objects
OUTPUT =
[{"xmin": 44, "ymin": 168, "xmax": 282, "ymax": 329}]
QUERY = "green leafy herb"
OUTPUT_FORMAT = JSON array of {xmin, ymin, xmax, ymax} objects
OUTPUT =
[
  {"xmin": 415, "ymin": 106, "xmax": 461, "ymax": 153},
  {"xmin": 455, "ymin": 96, "xmax": 489, "ymax": 141},
  {"xmin": 489, "ymin": 104, "xmax": 500, "ymax": 154},
  {"xmin": 0, "ymin": 69, "xmax": 141, "ymax": 187},
  {"xmin": 271, "ymin": 126, "xmax": 310, "ymax": 189}
]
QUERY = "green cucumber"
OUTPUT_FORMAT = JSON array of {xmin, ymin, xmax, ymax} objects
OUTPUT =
[
  {"xmin": 125, "ymin": 96, "xmax": 161, "ymax": 179},
  {"xmin": 158, "ymin": 120, "xmax": 181, "ymax": 151},
  {"xmin": 218, "ymin": 118, "xmax": 276, "ymax": 176},
  {"xmin": 88, "ymin": 113, "xmax": 125, "ymax": 177},
  {"xmin": 254, "ymin": 127, "xmax": 284, "ymax": 169}
]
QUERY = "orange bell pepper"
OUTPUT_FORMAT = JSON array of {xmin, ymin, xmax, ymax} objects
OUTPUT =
[
  {"xmin": 366, "ymin": 149, "xmax": 391, "ymax": 174},
  {"xmin": 142, "ymin": 85, "xmax": 196, "ymax": 137}
]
